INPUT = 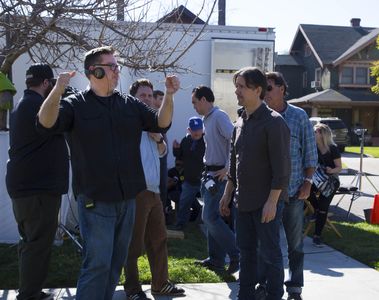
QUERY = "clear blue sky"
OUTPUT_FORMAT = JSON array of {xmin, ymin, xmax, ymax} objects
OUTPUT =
[{"xmin": 156, "ymin": 0, "xmax": 378, "ymax": 53}]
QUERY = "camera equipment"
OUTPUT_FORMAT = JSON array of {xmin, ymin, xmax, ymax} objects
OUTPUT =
[
  {"xmin": 354, "ymin": 128, "xmax": 367, "ymax": 137},
  {"xmin": 351, "ymin": 128, "xmax": 377, "ymax": 191},
  {"xmin": 203, "ymin": 174, "xmax": 218, "ymax": 196}
]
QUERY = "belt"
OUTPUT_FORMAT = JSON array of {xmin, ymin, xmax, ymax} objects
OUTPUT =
[{"xmin": 204, "ymin": 165, "xmax": 225, "ymax": 172}]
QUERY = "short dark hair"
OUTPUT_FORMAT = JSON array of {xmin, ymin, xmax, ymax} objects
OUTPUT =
[
  {"xmin": 25, "ymin": 63, "xmax": 54, "ymax": 88},
  {"xmin": 129, "ymin": 78, "xmax": 154, "ymax": 97},
  {"xmin": 153, "ymin": 90, "xmax": 164, "ymax": 98},
  {"xmin": 266, "ymin": 71, "xmax": 288, "ymax": 96},
  {"xmin": 84, "ymin": 46, "xmax": 116, "ymax": 77},
  {"xmin": 233, "ymin": 67, "xmax": 267, "ymax": 100},
  {"xmin": 192, "ymin": 85, "xmax": 215, "ymax": 103}
]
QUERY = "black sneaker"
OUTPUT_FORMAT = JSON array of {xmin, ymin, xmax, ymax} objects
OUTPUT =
[
  {"xmin": 287, "ymin": 292, "xmax": 303, "ymax": 300},
  {"xmin": 227, "ymin": 258, "xmax": 240, "ymax": 274},
  {"xmin": 39, "ymin": 292, "xmax": 54, "ymax": 300},
  {"xmin": 194, "ymin": 258, "xmax": 225, "ymax": 272},
  {"xmin": 126, "ymin": 291, "xmax": 151, "ymax": 300},
  {"xmin": 151, "ymin": 282, "xmax": 185, "ymax": 296},
  {"xmin": 313, "ymin": 236, "xmax": 323, "ymax": 248}
]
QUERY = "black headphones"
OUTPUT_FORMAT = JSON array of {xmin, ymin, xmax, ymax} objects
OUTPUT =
[{"xmin": 85, "ymin": 66, "xmax": 105, "ymax": 79}]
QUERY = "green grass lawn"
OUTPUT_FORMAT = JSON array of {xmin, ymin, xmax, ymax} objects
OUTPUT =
[
  {"xmin": 2, "ymin": 221, "xmax": 378, "ymax": 289},
  {"xmin": 308, "ymin": 221, "xmax": 379, "ymax": 271},
  {"xmin": 0, "ymin": 223, "xmax": 235, "ymax": 289},
  {"xmin": 345, "ymin": 146, "xmax": 379, "ymax": 158}
]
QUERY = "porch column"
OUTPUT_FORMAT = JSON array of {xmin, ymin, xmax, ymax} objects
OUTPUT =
[{"xmin": 311, "ymin": 106, "xmax": 318, "ymax": 117}]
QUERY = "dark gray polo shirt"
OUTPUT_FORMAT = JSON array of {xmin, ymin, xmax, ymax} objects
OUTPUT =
[{"xmin": 229, "ymin": 103, "xmax": 291, "ymax": 212}]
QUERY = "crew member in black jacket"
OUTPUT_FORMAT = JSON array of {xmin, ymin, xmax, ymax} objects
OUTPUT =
[
  {"xmin": 6, "ymin": 63, "xmax": 69, "ymax": 300},
  {"xmin": 172, "ymin": 116, "xmax": 205, "ymax": 230}
]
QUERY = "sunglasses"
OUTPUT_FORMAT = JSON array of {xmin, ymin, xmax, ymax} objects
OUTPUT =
[
  {"xmin": 93, "ymin": 63, "xmax": 121, "ymax": 72},
  {"xmin": 266, "ymin": 84, "xmax": 281, "ymax": 92}
]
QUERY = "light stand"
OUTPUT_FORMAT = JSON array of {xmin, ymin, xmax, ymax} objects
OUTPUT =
[
  {"xmin": 55, "ymin": 193, "xmax": 82, "ymax": 253},
  {"xmin": 335, "ymin": 129, "xmax": 378, "ymax": 219},
  {"xmin": 57, "ymin": 222, "xmax": 83, "ymax": 252},
  {"xmin": 350, "ymin": 129, "xmax": 378, "ymax": 192}
]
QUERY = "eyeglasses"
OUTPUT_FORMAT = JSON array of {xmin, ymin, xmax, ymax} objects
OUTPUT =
[
  {"xmin": 93, "ymin": 63, "xmax": 121, "ymax": 72},
  {"xmin": 49, "ymin": 78, "xmax": 56, "ymax": 86}
]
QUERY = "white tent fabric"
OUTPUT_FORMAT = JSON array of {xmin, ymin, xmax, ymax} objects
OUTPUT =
[{"xmin": 0, "ymin": 133, "xmax": 19, "ymax": 243}]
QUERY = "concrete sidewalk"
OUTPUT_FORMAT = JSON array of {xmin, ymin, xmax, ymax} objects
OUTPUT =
[{"xmin": 2, "ymin": 234, "xmax": 379, "ymax": 300}]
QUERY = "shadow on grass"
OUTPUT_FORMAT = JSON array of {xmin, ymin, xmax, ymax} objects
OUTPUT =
[
  {"xmin": 0, "ymin": 222, "xmax": 235, "ymax": 289},
  {"xmin": 0, "ymin": 241, "xmax": 81, "ymax": 289}
]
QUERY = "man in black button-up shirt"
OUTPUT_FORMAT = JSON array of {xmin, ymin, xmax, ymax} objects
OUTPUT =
[
  {"xmin": 37, "ymin": 46, "xmax": 180, "ymax": 300},
  {"xmin": 220, "ymin": 67, "xmax": 290, "ymax": 300}
]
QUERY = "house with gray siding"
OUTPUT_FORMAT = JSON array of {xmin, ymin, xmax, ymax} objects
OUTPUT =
[{"xmin": 275, "ymin": 18, "xmax": 379, "ymax": 141}]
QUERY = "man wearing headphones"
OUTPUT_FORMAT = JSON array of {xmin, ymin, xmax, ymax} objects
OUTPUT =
[{"xmin": 37, "ymin": 46, "xmax": 180, "ymax": 300}]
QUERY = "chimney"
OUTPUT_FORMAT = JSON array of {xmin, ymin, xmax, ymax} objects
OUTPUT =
[{"xmin": 350, "ymin": 18, "xmax": 361, "ymax": 27}]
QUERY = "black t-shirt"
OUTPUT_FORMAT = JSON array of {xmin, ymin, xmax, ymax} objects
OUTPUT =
[
  {"xmin": 6, "ymin": 90, "xmax": 69, "ymax": 198},
  {"xmin": 318, "ymin": 144, "xmax": 341, "ymax": 168}
]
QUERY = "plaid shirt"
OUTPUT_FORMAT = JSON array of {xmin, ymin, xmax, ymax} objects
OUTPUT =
[{"xmin": 281, "ymin": 103, "xmax": 317, "ymax": 197}]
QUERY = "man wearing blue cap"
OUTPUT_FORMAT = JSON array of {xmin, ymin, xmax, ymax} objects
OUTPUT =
[{"xmin": 172, "ymin": 116, "xmax": 205, "ymax": 230}]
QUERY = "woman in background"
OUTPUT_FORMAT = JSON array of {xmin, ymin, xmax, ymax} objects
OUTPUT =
[{"xmin": 310, "ymin": 123, "xmax": 342, "ymax": 247}]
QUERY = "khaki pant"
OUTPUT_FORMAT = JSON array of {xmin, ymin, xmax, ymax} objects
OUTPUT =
[{"xmin": 123, "ymin": 190, "xmax": 168, "ymax": 294}]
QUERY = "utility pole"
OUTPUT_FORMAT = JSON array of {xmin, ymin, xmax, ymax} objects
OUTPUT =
[
  {"xmin": 117, "ymin": 0, "xmax": 125, "ymax": 21},
  {"xmin": 218, "ymin": 0, "xmax": 226, "ymax": 25}
]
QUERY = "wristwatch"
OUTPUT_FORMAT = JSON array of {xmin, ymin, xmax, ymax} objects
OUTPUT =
[
  {"xmin": 304, "ymin": 177, "xmax": 313, "ymax": 184},
  {"xmin": 157, "ymin": 136, "xmax": 164, "ymax": 144}
]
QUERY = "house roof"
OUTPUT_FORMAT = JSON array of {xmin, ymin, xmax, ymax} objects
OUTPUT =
[
  {"xmin": 156, "ymin": 5, "xmax": 205, "ymax": 24},
  {"xmin": 333, "ymin": 28, "xmax": 379, "ymax": 66},
  {"xmin": 288, "ymin": 89, "xmax": 352, "ymax": 104},
  {"xmin": 275, "ymin": 54, "xmax": 303, "ymax": 66},
  {"xmin": 338, "ymin": 88, "xmax": 379, "ymax": 102},
  {"xmin": 289, "ymin": 23, "xmax": 377, "ymax": 67},
  {"xmin": 288, "ymin": 88, "xmax": 379, "ymax": 105}
]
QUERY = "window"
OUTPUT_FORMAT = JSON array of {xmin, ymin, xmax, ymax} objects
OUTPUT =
[
  {"xmin": 340, "ymin": 65, "xmax": 369, "ymax": 85},
  {"xmin": 356, "ymin": 67, "xmax": 368, "ymax": 84},
  {"xmin": 341, "ymin": 67, "xmax": 353, "ymax": 84},
  {"xmin": 315, "ymin": 68, "xmax": 322, "ymax": 82}
]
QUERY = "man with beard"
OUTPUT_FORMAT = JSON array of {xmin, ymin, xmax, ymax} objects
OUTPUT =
[{"xmin": 6, "ymin": 63, "xmax": 69, "ymax": 300}]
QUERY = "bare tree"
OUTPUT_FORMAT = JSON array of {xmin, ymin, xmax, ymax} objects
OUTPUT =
[
  {"xmin": 0, "ymin": 0, "xmax": 217, "ymax": 129},
  {"xmin": 0, "ymin": 0, "xmax": 218, "ymax": 74}
]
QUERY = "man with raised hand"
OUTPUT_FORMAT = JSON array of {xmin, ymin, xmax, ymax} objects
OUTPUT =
[{"xmin": 37, "ymin": 46, "xmax": 180, "ymax": 300}]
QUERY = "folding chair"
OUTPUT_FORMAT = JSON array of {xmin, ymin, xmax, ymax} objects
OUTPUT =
[{"xmin": 303, "ymin": 199, "xmax": 342, "ymax": 238}]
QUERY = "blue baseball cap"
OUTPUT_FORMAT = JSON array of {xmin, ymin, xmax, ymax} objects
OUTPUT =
[{"xmin": 188, "ymin": 117, "xmax": 203, "ymax": 131}]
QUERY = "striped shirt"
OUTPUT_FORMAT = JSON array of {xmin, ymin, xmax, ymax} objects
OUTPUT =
[{"xmin": 280, "ymin": 103, "xmax": 318, "ymax": 197}]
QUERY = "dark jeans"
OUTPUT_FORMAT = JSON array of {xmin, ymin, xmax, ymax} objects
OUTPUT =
[
  {"xmin": 11, "ymin": 194, "xmax": 61, "ymax": 300},
  {"xmin": 309, "ymin": 186, "xmax": 335, "ymax": 236},
  {"xmin": 201, "ymin": 180, "xmax": 239, "ymax": 267},
  {"xmin": 282, "ymin": 197, "xmax": 304, "ymax": 294},
  {"xmin": 176, "ymin": 182, "xmax": 201, "ymax": 227},
  {"xmin": 236, "ymin": 201, "xmax": 284, "ymax": 300}
]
